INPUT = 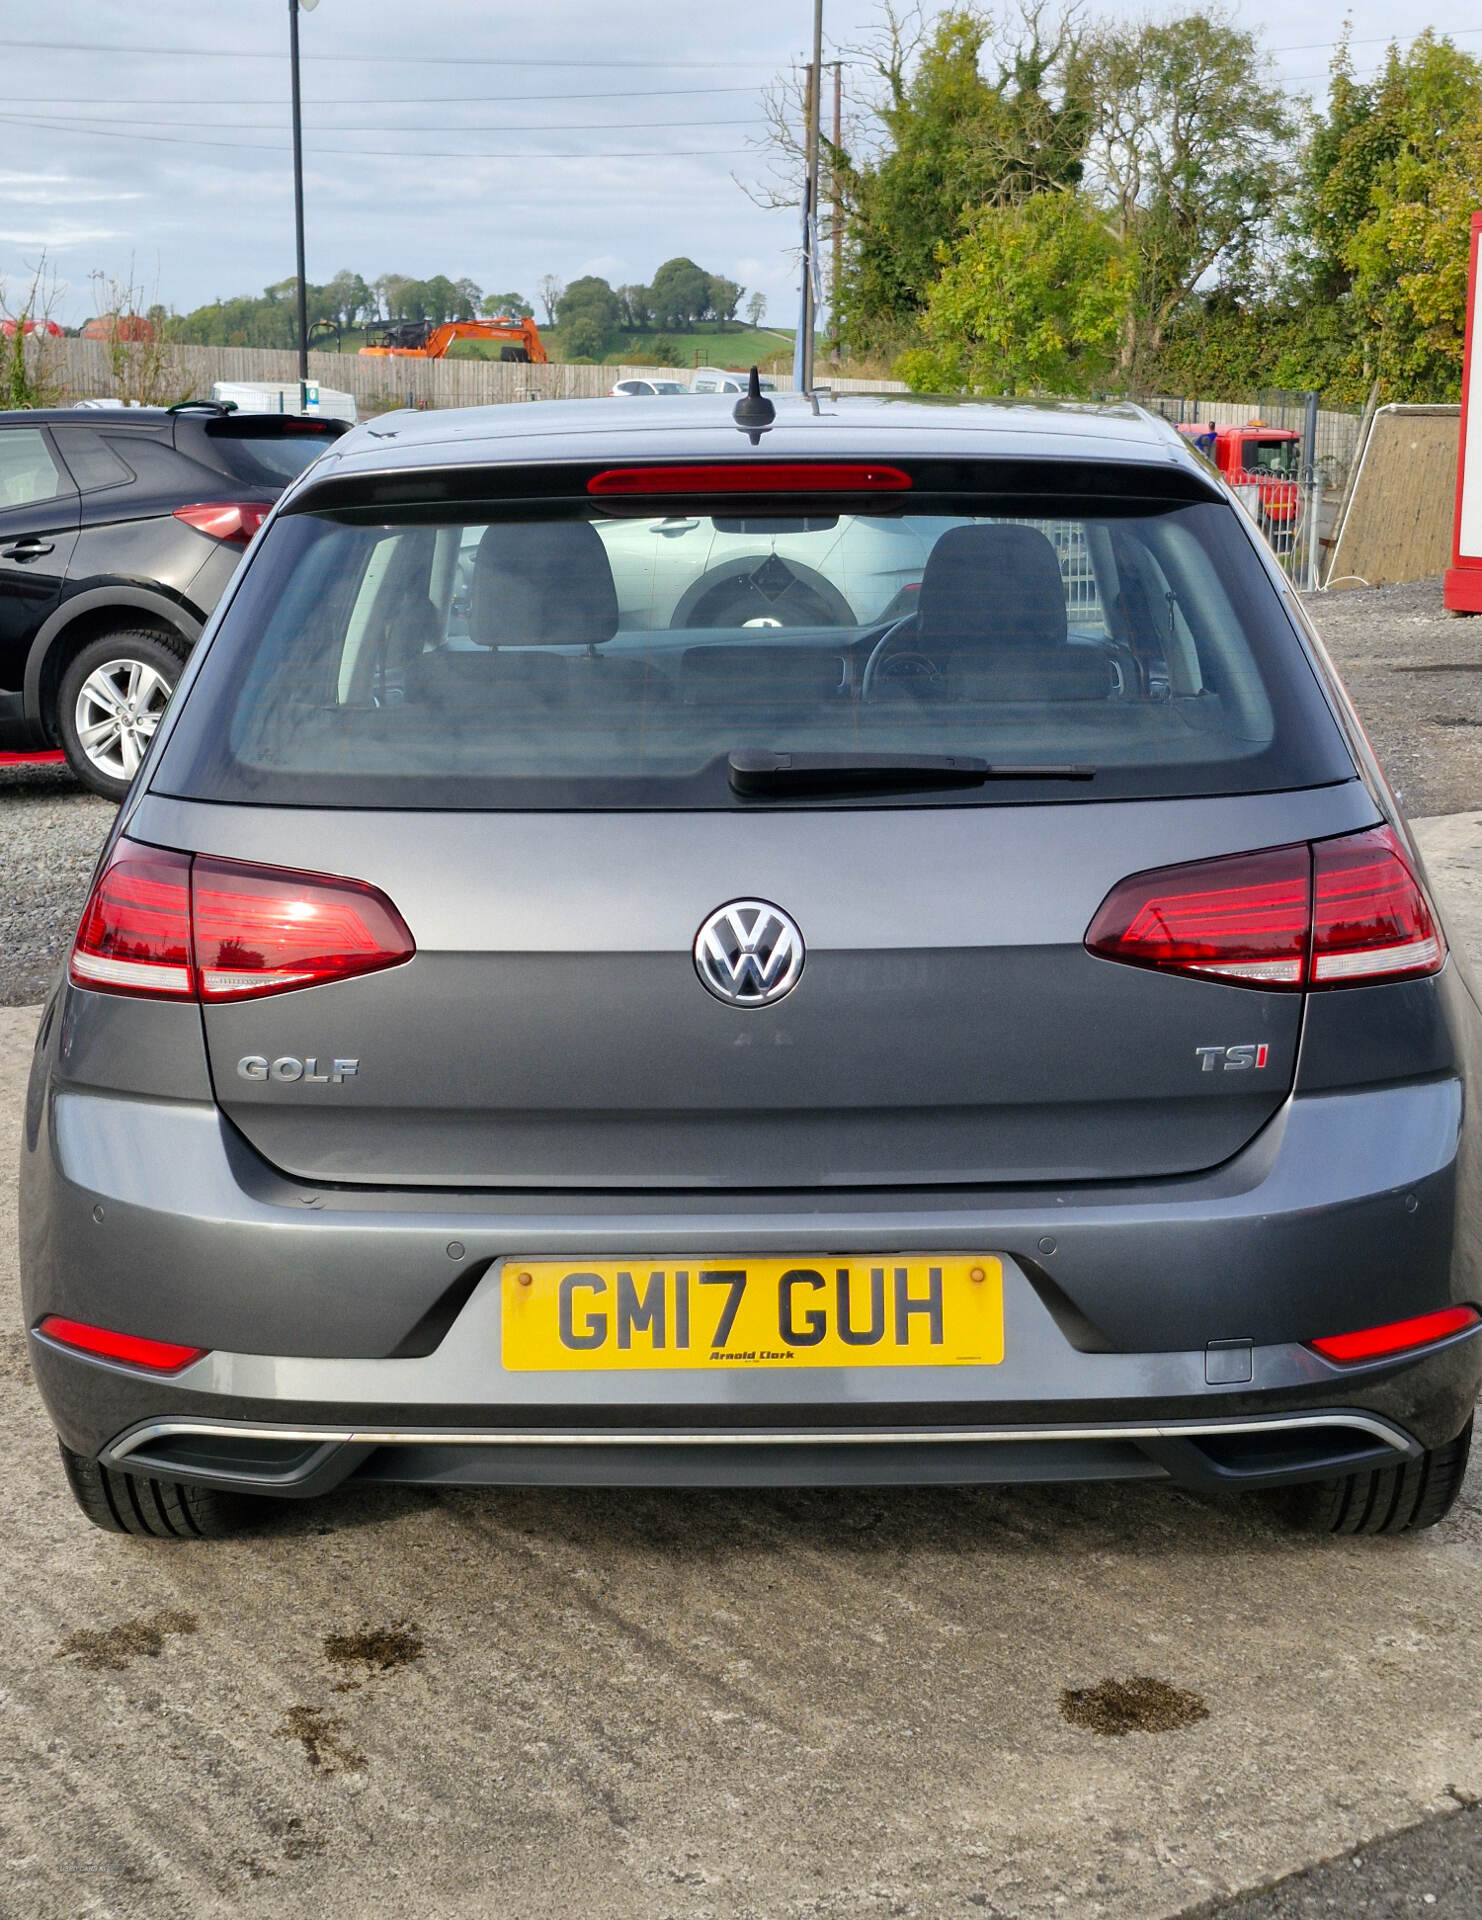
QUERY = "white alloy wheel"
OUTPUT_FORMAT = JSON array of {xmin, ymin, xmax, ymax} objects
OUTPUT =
[{"xmin": 72, "ymin": 656, "xmax": 174, "ymax": 784}]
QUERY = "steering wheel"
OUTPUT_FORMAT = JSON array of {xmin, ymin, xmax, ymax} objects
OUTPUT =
[{"xmin": 861, "ymin": 617, "xmax": 945, "ymax": 700}]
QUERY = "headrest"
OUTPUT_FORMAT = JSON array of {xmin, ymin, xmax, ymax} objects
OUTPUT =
[
  {"xmin": 470, "ymin": 521, "xmax": 619, "ymax": 647},
  {"xmin": 917, "ymin": 524, "xmax": 1069, "ymax": 652}
]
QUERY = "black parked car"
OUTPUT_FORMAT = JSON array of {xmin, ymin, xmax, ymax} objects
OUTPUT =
[{"xmin": 0, "ymin": 403, "xmax": 347, "ymax": 797}]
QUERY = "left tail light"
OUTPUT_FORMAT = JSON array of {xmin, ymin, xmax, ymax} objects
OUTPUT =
[
  {"xmin": 70, "ymin": 839, "xmax": 415, "ymax": 1002},
  {"xmin": 1085, "ymin": 826, "xmax": 1445, "ymax": 991},
  {"xmin": 173, "ymin": 501, "xmax": 272, "ymax": 545}
]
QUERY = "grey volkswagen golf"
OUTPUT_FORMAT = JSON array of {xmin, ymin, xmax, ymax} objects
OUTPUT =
[{"xmin": 20, "ymin": 386, "xmax": 1482, "ymax": 1539}]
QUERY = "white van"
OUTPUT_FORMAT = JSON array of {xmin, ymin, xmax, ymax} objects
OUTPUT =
[{"xmin": 210, "ymin": 380, "xmax": 358, "ymax": 425}]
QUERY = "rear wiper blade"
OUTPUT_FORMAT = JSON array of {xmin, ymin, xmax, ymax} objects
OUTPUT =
[{"xmin": 727, "ymin": 748, "xmax": 1095, "ymax": 796}]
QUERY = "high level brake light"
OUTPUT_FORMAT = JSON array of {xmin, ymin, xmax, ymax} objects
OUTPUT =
[
  {"xmin": 587, "ymin": 463, "xmax": 912, "ymax": 496},
  {"xmin": 70, "ymin": 840, "xmax": 415, "ymax": 1003},
  {"xmin": 173, "ymin": 501, "xmax": 272, "ymax": 545},
  {"xmin": 1085, "ymin": 826, "xmax": 1445, "ymax": 991}
]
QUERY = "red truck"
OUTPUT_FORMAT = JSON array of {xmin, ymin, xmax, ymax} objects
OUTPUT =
[{"xmin": 1177, "ymin": 421, "xmax": 1301, "ymax": 529}]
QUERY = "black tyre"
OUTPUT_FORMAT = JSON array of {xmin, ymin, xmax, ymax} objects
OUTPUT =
[
  {"xmin": 1269, "ymin": 1419, "xmax": 1473, "ymax": 1535},
  {"xmin": 59, "ymin": 1442, "xmax": 254, "ymax": 1539},
  {"xmin": 55, "ymin": 628, "xmax": 189, "ymax": 800}
]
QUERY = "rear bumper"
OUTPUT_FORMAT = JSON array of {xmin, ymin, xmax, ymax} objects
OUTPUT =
[
  {"xmin": 21, "ymin": 1045, "xmax": 1482, "ymax": 1491},
  {"xmin": 82, "ymin": 1402, "xmax": 1431, "ymax": 1498}
]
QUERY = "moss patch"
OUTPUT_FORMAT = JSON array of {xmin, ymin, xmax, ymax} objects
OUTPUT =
[{"xmin": 1060, "ymin": 1675, "xmax": 1210, "ymax": 1736}]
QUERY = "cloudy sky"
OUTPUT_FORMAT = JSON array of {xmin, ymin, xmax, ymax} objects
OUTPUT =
[{"xmin": 2, "ymin": 0, "xmax": 1480, "ymax": 328}]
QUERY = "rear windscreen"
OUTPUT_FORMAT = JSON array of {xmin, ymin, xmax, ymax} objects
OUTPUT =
[
  {"xmin": 200, "ymin": 419, "xmax": 344, "ymax": 486},
  {"xmin": 153, "ymin": 481, "xmax": 1355, "ymax": 810}
]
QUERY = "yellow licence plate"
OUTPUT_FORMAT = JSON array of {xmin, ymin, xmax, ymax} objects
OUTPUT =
[{"xmin": 500, "ymin": 1256, "xmax": 1004, "ymax": 1372}]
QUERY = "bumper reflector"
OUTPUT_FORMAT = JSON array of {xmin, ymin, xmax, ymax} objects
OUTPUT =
[
  {"xmin": 1308, "ymin": 1305, "xmax": 1480, "ymax": 1365},
  {"xmin": 37, "ymin": 1315, "xmax": 207, "ymax": 1374}
]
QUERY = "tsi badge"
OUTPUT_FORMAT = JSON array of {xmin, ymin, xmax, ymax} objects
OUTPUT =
[
  {"xmin": 1195, "ymin": 1043, "xmax": 1270, "ymax": 1073},
  {"xmin": 237, "ymin": 1055, "xmax": 359, "ymax": 1085}
]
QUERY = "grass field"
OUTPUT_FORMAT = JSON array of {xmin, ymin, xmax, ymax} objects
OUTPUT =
[{"xmin": 326, "ymin": 320, "xmax": 798, "ymax": 368}]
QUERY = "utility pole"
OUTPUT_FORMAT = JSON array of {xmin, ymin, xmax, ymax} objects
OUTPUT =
[
  {"xmin": 830, "ymin": 60, "xmax": 842, "ymax": 366},
  {"xmin": 289, "ymin": 0, "xmax": 317, "ymax": 414},
  {"xmin": 802, "ymin": 0, "xmax": 823, "ymax": 392}
]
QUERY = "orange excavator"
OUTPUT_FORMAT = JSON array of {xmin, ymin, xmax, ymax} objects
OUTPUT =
[{"xmin": 359, "ymin": 316, "xmax": 548, "ymax": 364}]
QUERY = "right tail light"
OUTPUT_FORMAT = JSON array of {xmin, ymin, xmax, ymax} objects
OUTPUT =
[
  {"xmin": 71, "ymin": 840, "xmax": 415, "ymax": 1002},
  {"xmin": 1085, "ymin": 826, "xmax": 1445, "ymax": 991},
  {"xmin": 173, "ymin": 501, "xmax": 272, "ymax": 545}
]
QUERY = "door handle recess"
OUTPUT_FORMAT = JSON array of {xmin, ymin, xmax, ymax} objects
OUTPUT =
[{"xmin": 1, "ymin": 539, "xmax": 54, "ymax": 561}]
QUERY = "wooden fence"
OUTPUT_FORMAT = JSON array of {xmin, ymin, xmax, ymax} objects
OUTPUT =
[
  {"xmin": 1324, "ymin": 405, "xmax": 1461, "ymax": 589},
  {"xmin": 37, "ymin": 339, "xmax": 912, "ymax": 411}
]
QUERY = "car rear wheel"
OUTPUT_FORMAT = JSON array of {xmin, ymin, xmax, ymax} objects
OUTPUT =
[
  {"xmin": 59, "ymin": 1442, "xmax": 255, "ymax": 1539},
  {"xmin": 56, "ymin": 628, "xmax": 189, "ymax": 800},
  {"xmin": 1268, "ymin": 1419, "xmax": 1473, "ymax": 1535}
]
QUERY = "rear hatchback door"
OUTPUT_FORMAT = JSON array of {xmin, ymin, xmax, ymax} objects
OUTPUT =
[{"xmin": 144, "ymin": 452, "xmax": 1366, "ymax": 1193}]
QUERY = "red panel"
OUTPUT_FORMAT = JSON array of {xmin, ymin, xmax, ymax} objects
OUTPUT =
[
  {"xmin": 1444, "ymin": 565, "xmax": 1482, "ymax": 612},
  {"xmin": 1447, "ymin": 209, "xmax": 1482, "ymax": 598}
]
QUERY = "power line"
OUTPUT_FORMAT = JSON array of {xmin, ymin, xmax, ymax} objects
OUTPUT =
[
  {"xmin": 0, "ymin": 110, "xmax": 764, "ymax": 135},
  {"xmin": 0, "ymin": 111, "xmax": 754, "ymax": 162},
  {"xmin": 1266, "ymin": 24, "xmax": 1482, "ymax": 54},
  {"xmin": 0, "ymin": 36, "xmax": 772, "ymax": 68},
  {"xmin": 0, "ymin": 86, "xmax": 762, "ymax": 106}
]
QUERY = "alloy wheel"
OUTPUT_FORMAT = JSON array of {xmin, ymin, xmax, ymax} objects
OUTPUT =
[{"xmin": 72, "ymin": 658, "xmax": 174, "ymax": 784}]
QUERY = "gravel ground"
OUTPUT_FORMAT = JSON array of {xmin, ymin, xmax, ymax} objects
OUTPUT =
[
  {"xmin": 1303, "ymin": 578, "xmax": 1482, "ymax": 818},
  {"xmin": 0, "ymin": 762, "xmax": 112, "ymax": 1007},
  {"xmin": 1, "ymin": 576, "xmax": 1479, "ymax": 1007}
]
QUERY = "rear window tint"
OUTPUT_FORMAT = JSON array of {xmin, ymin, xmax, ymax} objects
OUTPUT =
[
  {"xmin": 200, "ymin": 419, "xmax": 343, "ymax": 486},
  {"xmin": 153, "ymin": 481, "xmax": 1355, "ymax": 810}
]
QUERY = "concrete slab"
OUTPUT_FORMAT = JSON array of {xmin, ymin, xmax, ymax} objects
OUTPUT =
[{"xmin": 3, "ymin": 822, "xmax": 1482, "ymax": 1920}]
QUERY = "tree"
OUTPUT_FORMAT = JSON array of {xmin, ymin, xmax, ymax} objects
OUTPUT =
[
  {"xmin": 375, "ymin": 273, "xmax": 420, "ymax": 322},
  {"xmin": 557, "ymin": 275, "xmax": 622, "ymax": 354},
  {"xmin": 563, "ymin": 312, "xmax": 608, "ymax": 360},
  {"xmin": 324, "ymin": 269, "xmax": 372, "ymax": 328},
  {"xmin": 421, "ymin": 275, "xmax": 461, "ymax": 323},
  {"xmin": 650, "ymin": 256, "xmax": 710, "ymax": 329},
  {"xmin": 746, "ymin": 289, "xmax": 768, "ymax": 328},
  {"xmin": 537, "ymin": 274, "xmax": 564, "ymax": 325},
  {"xmin": 774, "ymin": 5, "xmax": 1092, "ymax": 353},
  {"xmin": 0, "ymin": 258, "xmax": 64, "ymax": 407},
  {"xmin": 705, "ymin": 273, "xmax": 744, "ymax": 323},
  {"xmin": 481, "ymin": 290, "xmax": 533, "ymax": 319},
  {"xmin": 617, "ymin": 283, "xmax": 654, "ymax": 329},
  {"xmin": 1084, "ymin": 13, "xmax": 1296, "ymax": 386},
  {"xmin": 1300, "ymin": 32, "xmax": 1482, "ymax": 399},
  {"xmin": 450, "ymin": 277, "xmax": 483, "ymax": 321},
  {"xmin": 897, "ymin": 187, "xmax": 1129, "ymax": 395}
]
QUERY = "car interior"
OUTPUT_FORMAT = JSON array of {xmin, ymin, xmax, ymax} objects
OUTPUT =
[{"xmin": 186, "ymin": 499, "xmax": 1295, "ymax": 797}]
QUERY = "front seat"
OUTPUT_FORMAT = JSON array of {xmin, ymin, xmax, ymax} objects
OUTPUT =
[
  {"xmin": 406, "ymin": 520, "xmax": 622, "ymax": 708},
  {"xmin": 912, "ymin": 523, "xmax": 1111, "ymax": 700},
  {"xmin": 469, "ymin": 520, "xmax": 619, "ymax": 647}
]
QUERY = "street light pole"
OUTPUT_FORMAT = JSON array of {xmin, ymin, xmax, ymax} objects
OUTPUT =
[
  {"xmin": 289, "ymin": 0, "xmax": 313, "ymax": 413},
  {"xmin": 802, "ymin": 0, "xmax": 824, "ymax": 392}
]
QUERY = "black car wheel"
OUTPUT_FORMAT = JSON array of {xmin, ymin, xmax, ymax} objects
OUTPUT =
[
  {"xmin": 57, "ymin": 628, "xmax": 189, "ymax": 800},
  {"xmin": 1269, "ymin": 1419, "xmax": 1473, "ymax": 1535},
  {"xmin": 59, "ymin": 1443, "xmax": 254, "ymax": 1539}
]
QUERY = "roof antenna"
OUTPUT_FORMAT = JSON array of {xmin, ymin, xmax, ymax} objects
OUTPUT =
[{"xmin": 732, "ymin": 366, "xmax": 775, "ymax": 445}]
